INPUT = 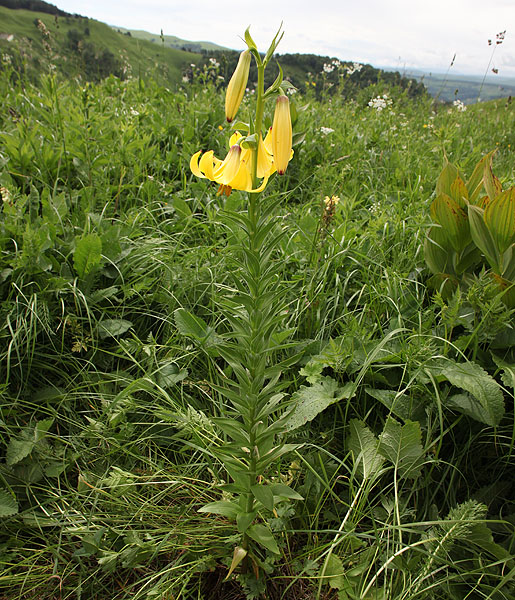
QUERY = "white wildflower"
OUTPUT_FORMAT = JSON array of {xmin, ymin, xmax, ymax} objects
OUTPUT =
[
  {"xmin": 345, "ymin": 62, "xmax": 363, "ymax": 75},
  {"xmin": 320, "ymin": 127, "xmax": 335, "ymax": 135},
  {"xmin": 453, "ymin": 99, "xmax": 467, "ymax": 112},
  {"xmin": 368, "ymin": 94, "xmax": 392, "ymax": 111}
]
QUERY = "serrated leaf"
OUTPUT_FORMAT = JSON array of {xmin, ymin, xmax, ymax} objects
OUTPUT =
[
  {"xmin": 366, "ymin": 388, "xmax": 426, "ymax": 424},
  {"xmin": 6, "ymin": 439, "xmax": 34, "ymax": 466},
  {"xmin": 378, "ymin": 418, "xmax": 425, "ymax": 479},
  {"xmin": 155, "ymin": 362, "xmax": 187, "ymax": 389},
  {"xmin": 321, "ymin": 554, "xmax": 345, "ymax": 590},
  {"xmin": 347, "ymin": 419, "xmax": 384, "ymax": 480},
  {"xmin": 286, "ymin": 377, "xmax": 355, "ymax": 431},
  {"xmin": 174, "ymin": 308, "xmax": 215, "ymax": 345},
  {"xmin": 491, "ymin": 354, "xmax": 515, "ymax": 388},
  {"xmin": 98, "ymin": 319, "xmax": 133, "ymax": 339},
  {"xmin": 246, "ymin": 524, "xmax": 280, "ymax": 554},
  {"xmin": 441, "ymin": 361, "xmax": 504, "ymax": 426},
  {"xmin": 0, "ymin": 488, "xmax": 18, "ymax": 516},
  {"xmin": 73, "ymin": 233, "xmax": 102, "ymax": 278}
]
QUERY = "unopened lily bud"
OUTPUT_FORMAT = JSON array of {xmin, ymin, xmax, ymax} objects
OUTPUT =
[
  {"xmin": 272, "ymin": 95, "xmax": 292, "ymax": 175},
  {"xmin": 225, "ymin": 50, "xmax": 251, "ymax": 123}
]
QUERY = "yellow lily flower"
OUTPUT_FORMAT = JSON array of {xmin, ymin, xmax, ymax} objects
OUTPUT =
[
  {"xmin": 271, "ymin": 95, "xmax": 292, "ymax": 175},
  {"xmin": 225, "ymin": 50, "xmax": 251, "ymax": 123},
  {"xmin": 190, "ymin": 134, "xmax": 270, "ymax": 196},
  {"xmin": 190, "ymin": 129, "xmax": 293, "ymax": 196}
]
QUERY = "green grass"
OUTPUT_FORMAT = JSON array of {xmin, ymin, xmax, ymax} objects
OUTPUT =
[
  {"xmin": 0, "ymin": 5, "xmax": 202, "ymax": 84},
  {"xmin": 0, "ymin": 57, "xmax": 514, "ymax": 600},
  {"xmin": 114, "ymin": 26, "xmax": 230, "ymax": 53}
]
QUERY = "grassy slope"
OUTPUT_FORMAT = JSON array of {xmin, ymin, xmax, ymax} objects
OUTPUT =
[
  {"xmin": 114, "ymin": 26, "xmax": 230, "ymax": 52},
  {"xmin": 0, "ymin": 5, "xmax": 202, "ymax": 84},
  {"xmin": 0, "ymin": 62, "xmax": 513, "ymax": 597}
]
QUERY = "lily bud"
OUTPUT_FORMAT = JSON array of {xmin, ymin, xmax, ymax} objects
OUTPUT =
[
  {"xmin": 271, "ymin": 95, "xmax": 292, "ymax": 175},
  {"xmin": 225, "ymin": 50, "xmax": 251, "ymax": 123}
]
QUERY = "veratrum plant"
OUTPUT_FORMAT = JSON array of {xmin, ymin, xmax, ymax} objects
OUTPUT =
[
  {"xmin": 424, "ymin": 151, "xmax": 515, "ymax": 307},
  {"xmin": 184, "ymin": 26, "xmax": 303, "ymax": 577}
]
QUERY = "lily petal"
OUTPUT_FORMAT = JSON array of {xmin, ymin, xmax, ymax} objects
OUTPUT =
[
  {"xmin": 190, "ymin": 151, "xmax": 205, "ymax": 178},
  {"xmin": 199, "ymin": 150, "xmax": 216, "ymax": 180}
]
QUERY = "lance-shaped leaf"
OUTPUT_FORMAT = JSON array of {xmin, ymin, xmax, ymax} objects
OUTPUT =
[
  {"xmin": 246, "ymin": 524, "xmax": 280, "ymax": 554},
  {"xmin": 501, "ymin": 244, "xmax": 515, "ymax": 281},
  {"xmin": 466, "ymin": 150, "xmax": 496, "ymax": 205},
  {"xmin": 226, "ymin": 546, "xmax": 247, "ymax": 579},
  {"xmin": 484, "ymin": 188, "xmax": 515, "ymax": 255},
  {"xmin": 430, "ymin": 194, "xmax": 470, "ymax": 253},
  {"xmin": 424, "ymin": 225, "xmax": 453, "ymax": 275},
  {"xmin": 198, "ymin": 500, "xmax": 240, "ymax": 518},
  {"xmin": 483, "ymin": 155, "xmax": 503, "ymax": 201},
  {"xmin": 449, "ymin": 176, "xmax": 469, "ymax": 208},
  {"xmin": 436, "ymin": 159, "xmax": 459, "ymax": 197},
  {"xmin": 468, "ymin": 205, "xmax": 501, "ymax": 272}
]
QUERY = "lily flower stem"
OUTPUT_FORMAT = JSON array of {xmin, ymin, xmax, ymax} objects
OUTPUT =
[
  {"xmin": 242, "ymin": 191, "xmax": 262, "ymax": 556},
  {"xmin": 250, "ymin": 64, "xmax": 265, "ymax": 192}
]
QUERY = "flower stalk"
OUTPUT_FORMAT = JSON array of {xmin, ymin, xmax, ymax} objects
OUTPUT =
[{"xmin": 191, "ymin": 26, "xmax": 301, "ymax": 576}]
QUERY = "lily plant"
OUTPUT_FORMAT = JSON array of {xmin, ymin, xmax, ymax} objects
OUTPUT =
[{"xmin": 189, "ymin": 26, "xmax": 302, "ymax": 579}]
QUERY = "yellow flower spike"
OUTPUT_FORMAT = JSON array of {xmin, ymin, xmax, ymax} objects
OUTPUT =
[
  {"xmin": 272, "ymin": 95, "xmax": 293, "ymax": 175},
  {"xmin": 225, "ymin": 50, "xmax": 251, "ymax": 123}
]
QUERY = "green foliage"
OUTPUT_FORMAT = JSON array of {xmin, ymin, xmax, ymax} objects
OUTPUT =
[
  {"xmin": 0, "ymin": 46, "xmax": 513, "ymax": 600},
  {"xmin": 425, "ymin": 152, "xmax": 515, "ymax": 307}
]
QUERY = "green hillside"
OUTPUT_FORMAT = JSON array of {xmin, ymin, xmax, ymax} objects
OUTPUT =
[
  {"xmin": 114, "ymin": 26, "xmax": 230, "ymax": 53},
  {"xmin": 0, "ymin": 5, "xmax": 201, "ymax": 84}
]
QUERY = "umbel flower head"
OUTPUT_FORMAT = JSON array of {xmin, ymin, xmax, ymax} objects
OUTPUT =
[{"xmin": 225, "ymin": 50, "xmax": 251, "ymax": 123}]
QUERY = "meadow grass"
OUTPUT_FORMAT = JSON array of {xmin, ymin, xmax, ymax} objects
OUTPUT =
[{"xmin": 0, "ymin": 65, "xmax": 514, "ymax": 599}]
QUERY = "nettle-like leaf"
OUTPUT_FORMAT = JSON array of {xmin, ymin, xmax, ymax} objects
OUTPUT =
[
  {"xmin": 174, "ymin": 308, "xmax": 218, "ymax": 348},
  {"xmin": 441, "ymin": 360, "xmax": 505, "ymax": 426},
  {"xmin": 6, "ymin": 417, "xmax": 54, "ymax": 466},
  {"xmin": 0, "ymin": 488, "xmax": 19, "ymax": 517},
  {"xmin": 347, "ymin": 419, "xmax": 384, "ymax": 480},
  {"xmin": 98, "ymin": 319, "xmax": 133, "ymax": 339},
  {"xmin": 491, "ymin": 354, "xmax": 515, "ymax": 389},
  {"xmin": 378, "ymin": 417, "xmax": 425, "ymax": 479},
  {"xmin": 73, "ymin": 233, "xmax": 102, "ymax": 278},
  {"xmin": 285, "ymin": 376, "xmax": 355, "ymax": 431},
  {"xmin": 320, "ymin": 554, "xmax": 345, "ymax": 590}
]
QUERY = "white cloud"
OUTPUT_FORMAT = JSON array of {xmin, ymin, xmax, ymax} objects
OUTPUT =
[{"xmin": 57, "ymin": 0, "xmax": 515, "ymax": 76}]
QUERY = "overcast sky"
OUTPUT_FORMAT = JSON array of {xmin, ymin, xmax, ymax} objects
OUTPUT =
[{"xmin": 57, "ymin": 0, "xmax": 514, "ymax": 78}]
